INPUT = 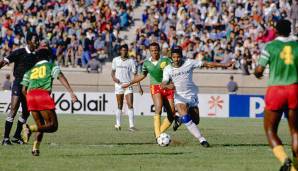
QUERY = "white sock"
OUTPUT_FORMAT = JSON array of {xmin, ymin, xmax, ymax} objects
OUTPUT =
[
  {"xmin": 116, "ymin": 109, "xmax": 122, "ymax": 126},
  {"xmin": 127, "ymin": 108, "xmax": 134, "ymax": 128},
  {"xmin": 184, "ymin": 120, "xmax": 206, "ymax": 142}
]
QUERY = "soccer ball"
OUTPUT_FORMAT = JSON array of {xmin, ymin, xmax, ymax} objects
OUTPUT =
[{"xmin": 157, "ymin": 133, "xmax": 171, "ymax": 147}]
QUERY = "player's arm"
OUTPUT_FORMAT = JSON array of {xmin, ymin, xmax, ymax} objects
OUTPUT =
[
  {"xmin": 122, "ymin": 72, "xmax": 147, "ymax": 88},
  {"xmin": 57, "ymin": 73, "xmax": 78, "ymax": 103},
  {"xmin": 254, "ymin": 46, "xmax": 270, "ymax": 79},
  {"xmin": 20, "ymin": 72, "xmax": 30, "ymax": 97},
  {"xmin": 136, "ymin": 73, "xmax": 144, "ymax": 95},
  {"xmin": 0, "ymin": 58, "xmax": 9, "ymax": 69},
  {"xmin": 202, "ymin": 61, "xmax": 233, "ymax": 68},
  {"xmin": 111, "ymin": 70, "xmax": 120, "ymax": 84},
  {"xmin": 160, "ymin": 67, "xmax": 174, "ymax": 90},
  {"xmin": 0, "ymin": 49, "xmax": 20, "ymax": 69}
]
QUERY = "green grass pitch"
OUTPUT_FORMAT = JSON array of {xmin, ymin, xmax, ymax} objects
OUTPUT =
[{"xmin": 0, "ymin": 114, "xmax": 292, "ymax": 171}]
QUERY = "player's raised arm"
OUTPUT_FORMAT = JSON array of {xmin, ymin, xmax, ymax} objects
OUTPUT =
[{"xmin": 202, "ymin": 61, "xmax": 233, "ymax": 68}]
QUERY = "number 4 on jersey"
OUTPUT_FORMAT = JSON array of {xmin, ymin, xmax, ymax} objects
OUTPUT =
[{"xmin": 280, "ymin": 46, "xmax": 293, "ymax": 65}]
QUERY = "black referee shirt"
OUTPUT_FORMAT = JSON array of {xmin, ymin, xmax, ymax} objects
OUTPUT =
[{"xmin": 4, "ymin": 46, "xmax": 37, "ymax": 81}]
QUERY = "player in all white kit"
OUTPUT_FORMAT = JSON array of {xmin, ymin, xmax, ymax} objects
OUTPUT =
[
  {"xmin": 161, "ymin": 46, "xmax": 231, "ymax": 147},
  {"xmin": 111, "ymin": 44, "xmax": 143, "ymax": 131}
]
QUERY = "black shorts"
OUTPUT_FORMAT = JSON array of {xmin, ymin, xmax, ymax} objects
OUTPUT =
[{"xmin": 11, "ymin": 79, "xmax": 23, "ymax": 96}]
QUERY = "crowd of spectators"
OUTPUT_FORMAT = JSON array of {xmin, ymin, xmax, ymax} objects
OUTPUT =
[
  {"xmin": 1, "ymin": 0, "xmax": 298, "ymax": 75},
  {"xmin": 0, "ymin": 0, "xmax": 140, "ymax": 69},
  {"xmin": 131, "ymin": 0, "xmax": 298, "ymax": 75}
]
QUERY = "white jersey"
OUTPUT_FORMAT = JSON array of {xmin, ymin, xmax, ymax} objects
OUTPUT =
[
  {"xmin": 163, "ymin": 59, "xmax": 203, "ymax": 98},
  {"xmin": 112, "ymin": 56, "xmax": 137, "ymax": 83}
]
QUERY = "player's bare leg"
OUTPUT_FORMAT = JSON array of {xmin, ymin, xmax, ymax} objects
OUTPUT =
[
  {"xmin": 152, "ymin": 93, "xmax": 163, "ymax": 138},
  {"xmin": 115, "ymin": 94, "xmax": 124, "ymax": 130},
  {"xmin": 2, "ymin": 96, "xmax": 20, "ymax": 145},
  {"xmin": 264, "ymin": 109, "xmax": 292, "ymax": 170},
  {"xmin": 161, "ymin": 98, "xmax": 177, "ymax": 133},
  {"xmin": 188, "ymin": 107, "xmax": 200, "ymax": 125},
  {"xmin": 176, "ymin": 103, "xmax": 209, "ymax": 147},
  {"xmin": 125, "ymin": 93, "xmax": 137, "ymax": 131},
  {"xmin": 287, "ymin": 109, "xmax": 298, "ymax": 171}
]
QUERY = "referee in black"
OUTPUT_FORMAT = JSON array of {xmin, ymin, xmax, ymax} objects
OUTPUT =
[{"xmin": 0, "ymin": 33, "xmax": 39, "ymax": 145}]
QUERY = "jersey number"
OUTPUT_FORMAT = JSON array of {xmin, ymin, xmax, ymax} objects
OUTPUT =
[
  {"xmin": 280, "ymin": 46, "xmax": 293, "ymax": 65},
  {"xmin": 30, "ymin": 66, "xmax": 46, "ymax": 79}
]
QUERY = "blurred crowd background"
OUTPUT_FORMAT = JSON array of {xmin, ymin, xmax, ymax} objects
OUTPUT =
[{"xmin": 0, "ymin": 0, "xmax": 297, "ymax": 75}]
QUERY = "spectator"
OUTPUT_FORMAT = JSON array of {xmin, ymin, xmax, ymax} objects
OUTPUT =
[
  {"xmin": 2, "ymin": 73, "xmax": 11, "ymax": 91},
  {"xmin": 86, "ymin": 56, "xmax": 102, "ymax": 73},
  {"xmin": 226, "ymin": 75, "xmax": 238, "ymax": 94},
  {"xmin": 290, "ymin": 0, "xmax": 298, "ymax": 34}
]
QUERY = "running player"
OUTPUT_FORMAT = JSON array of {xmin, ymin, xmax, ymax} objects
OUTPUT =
[
  {"xmin": 161, "ymin": 46, "xmax": 231, "ymax": 147},
  {"xmin": 111, "ymin": 44, "xmax": 143, "ymax": 131},
  {"xmin": 0, "ymin": 33, "xmax": 39, "ymax": 145},
  {"xmin": 21, "ymin": 47, "xmax": 78, "ymax": 156},
  {"xmin": 122, "ymin": 42, "xmax": 180, "ymax": 140},
  {"xmin": 254, "ymin": 19, "xmax": 298, "ymax": 171}
]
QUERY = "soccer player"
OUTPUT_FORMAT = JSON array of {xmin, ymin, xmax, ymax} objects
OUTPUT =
[
  {"xmin": 0, "ymin": 33, "xmax": 39, "ymax": 145},
  {"xmin": 122, "ymin": 42, "xmax": 180, "ymax": 140},
  {"xmin": 111, "ymin": 44, "xmax": 143, "ymax": 131},
  {"xmin": 254, "ymin": 19, "xmax": 298, "ymax": 171},
  {"xmin": 161, "ymin": 46, "xmax": 231, "ymax": 147},
  {"xmin": 21, "ymin": 47, "xmax": 78, "ymax": 156}
]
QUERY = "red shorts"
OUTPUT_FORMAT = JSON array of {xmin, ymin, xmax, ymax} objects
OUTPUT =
[
  {"xmin": 265, "ymin": 84, "xmax": 298, "ymax": 110},
  {"xmin": 26, "ymin": 89, "xmax": 55, "ymax": 111},
  {"xmin": 150, "ymin": 85, "xmax": 174, "ymax": 99}
]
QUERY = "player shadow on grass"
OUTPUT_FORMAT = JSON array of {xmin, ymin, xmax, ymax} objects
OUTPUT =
[
  {"xmin": 211, "ymin": 143, "xmax": 290, "ymax": 147},
  {"xmin": 61, "ymin": 152, "xmax": 190, "ymax": 157}
]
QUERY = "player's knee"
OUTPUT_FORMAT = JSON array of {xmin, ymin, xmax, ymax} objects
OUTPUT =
[
  {"xmin": 49, "ymin": 123, "xmax": 58, "ymax": 132},
  {"xmin": 117, "ymin": 104, "xmax": 123, "ymax": 110},
  {"xmin": 181, "ymin": 114, "xmax": 192, "ymax": 124},
  {"xmin": 192, "ymin": 117, "xmax": 200, "ymax": 125}
]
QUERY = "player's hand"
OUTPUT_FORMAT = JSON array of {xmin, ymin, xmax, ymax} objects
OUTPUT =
[
  {"xmin": 70, "ymin": 93, "xmax": 78, "ymax": 103},
  {"xmin": 139, "ymin": 87, "xmax": 144, "ymax": 95},
  {"xmin": 113, "ymin": 78, "xmax": 121, "ymax": 84},
  {"xmin": 121, "ymin": 83, "xmax": 130, "ymax": 88},
  {"xmin": 166, "ymin": 82, "xmax": 175, "ymax": 90}
]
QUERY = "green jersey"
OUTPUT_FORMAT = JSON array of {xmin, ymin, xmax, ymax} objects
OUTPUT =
[
  {"xmin": 258, "ymin": 37, "xmax": 298, "ymax": 86},
  {"xmin": 21, "ymin": 60, "xmax": 61, "ymax": 91},
  {"xmin": 142, "ymin": 57, "xmax": 172, "ymax": 85}
]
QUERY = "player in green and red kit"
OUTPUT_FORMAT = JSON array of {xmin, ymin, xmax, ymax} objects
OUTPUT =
[
  {"xmin": 123, "ymin": 42, "xmax": 180, "ymax": 140},
  {"xmin": 255, "ymin": 19, "xmax": 298, "ymax": 171},
  {"xmin": 21, "ymin": 48, "xmax": 78, "ymax": 156}
]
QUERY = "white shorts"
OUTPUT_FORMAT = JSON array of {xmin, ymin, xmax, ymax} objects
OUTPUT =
[
  {"xmin": 174, "ymin": 94, "xmax": 199, "ymax": 107},
  {"xmin": 115, "ymin": 83, "xmax": 133, "ymax": 95}
]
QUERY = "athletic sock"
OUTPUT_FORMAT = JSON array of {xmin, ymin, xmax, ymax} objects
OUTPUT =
[
  {"xmin": 14, "ymin": 117, "xmax": 26, "ymax": 138},
  {"xmin": 127, "ymin": 108, "xmax": 134, "ymax": 128},
  {"xmin": 116, "ymin": 109, "xmax": 122, "ymax": 126},
  {"xmin": 29, "ymin": 125, "xmax": 38, "ymax": 132},
  {"xmin": 4, "ymin": 117, "xmax": 14, "ymax": 139},
  {"xmin": 33, "ymin": 141, "xmax": 41, "ymax": 151},
  {"xmin": 160, "ymin": 117, "xmax": 171, "ymax": 133},
  {"xmin": 181, "ymin": 114, "xmax": 206, "ymax": 142},
  {"xmin": 272, "ymin": 145, "xmax": 288, "ymax": 164},
  {"xmin": 153, "ymin": 114, "xmax": 161, "ymax": 138},
  {"xmin": 184, "ymin": 120, "xmax": 205, "ymax": 142}
]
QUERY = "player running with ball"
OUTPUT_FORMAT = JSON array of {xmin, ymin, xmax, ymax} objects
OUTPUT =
[{"xmin": 161, "ymin": 46, "xmax": 232, "ymax": 147}]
